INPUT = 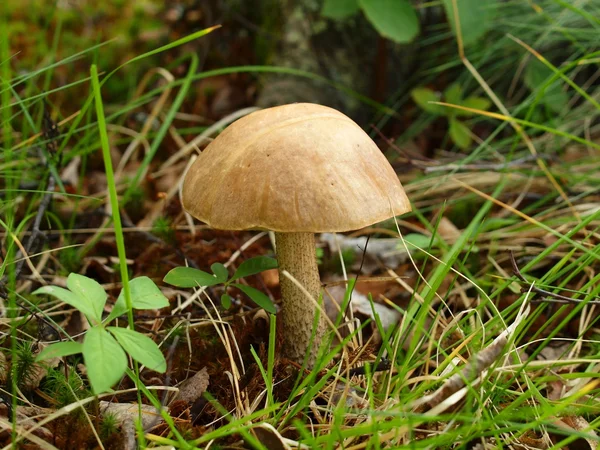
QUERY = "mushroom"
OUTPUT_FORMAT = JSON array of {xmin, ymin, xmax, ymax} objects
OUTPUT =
[{"xmin": 182, "ymin": 103, "xmax": 411, "ymax": 366}]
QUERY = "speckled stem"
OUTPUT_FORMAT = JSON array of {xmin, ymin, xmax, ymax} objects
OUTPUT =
[{"xmin": 275, "ymin": 232, "xmax": 326, "ymax": 366}]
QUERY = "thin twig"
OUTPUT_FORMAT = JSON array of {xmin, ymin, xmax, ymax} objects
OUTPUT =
[
  {"xmin": 426, "ymin": 335, "xmax": 508, "ymax": 409},
  {"xmin": 347, "ymin": 358, "xmax": 392, "ymax": 377},
  {"xmin": 2, "ymin": 101, "xmax": 60, "ymax": 294},
  {"xmin": 13, "ymin": 173, "xmax": 55, "ymax": 280},
  {"xmin": 509, "ymin": 251, "xmax": 600, "ymax": 305},
  {"xmin": 422, "ymin": 155, "xmax": 551, "ymax": 173}
]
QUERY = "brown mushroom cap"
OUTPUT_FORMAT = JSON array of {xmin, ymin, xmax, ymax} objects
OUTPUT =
[{"xmin": 182, "ymin": 103, "xmax": 411, "ymax": 232}]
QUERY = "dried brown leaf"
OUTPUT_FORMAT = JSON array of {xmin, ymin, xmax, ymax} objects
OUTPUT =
[
  {"xmin": 99, "ymin": 401, "xmax": 162, "ymax": 450},
  {"xmin": 436, "ymin": 216, "xmax": 461, "ymax": 242},
  {"xmin": 553, "ymin": 416, "xmax": 598, "ymax": 450},
  {"xmin": 174, "ymin": 367, "xmax": 210, "ymax": 404}
]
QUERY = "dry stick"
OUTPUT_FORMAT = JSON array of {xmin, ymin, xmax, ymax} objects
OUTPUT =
[
  {"xmin": 346, "ymin": 359, "xmax": 392, "ymax": 377},
  {"xmin": 3, "ymin": 385, "xmax": 177, "ymax": 449},
  {"xmin": 12, "ymin": 171, "xmax": 55, "ymax": 281},
  {"xmin": 0, "ymin": 225, "xmax": 200, "ymax": 237},
  {"xmin": 509, "ymin": 251, "xmax": 600, "ymax": 305},
  {"xmin": 425, "ymin": 334, "xmax": 508, "ymax": 409},
  {"xmin": 1, "ymin": 102, "xmax": 60, "ymax": 297},
  {"xmin": 156, "ymin": 334, "xmax": 179, "ymax": 423},
  {"xmin": 370, "ymin": 124, "xmax": 551, "ymax": 174},
  {"xmin": 422, "ymin": 154, "xmax": 551, "ymax": 173}
]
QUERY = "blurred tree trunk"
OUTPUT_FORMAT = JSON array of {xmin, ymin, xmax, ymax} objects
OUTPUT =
[
  {"xmin": 242, "ymin": 0, "xmax": 420, "ymax": 121},
  {"xmin": 255, "ymin": 0, "xmax": 375, "ymax": 117}
]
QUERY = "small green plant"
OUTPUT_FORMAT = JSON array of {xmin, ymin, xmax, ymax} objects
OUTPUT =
[
  {"xmin": 524, "ymin": 58, "xmax": 568, "ymax": 115},
  {"xmin": 99, "ymin": 412, "xmax": 120, "ymax": 440},
  {"xmin": 316, "ymin": 247, "xmax": 325, "ymax": 265},
  {"xmin": 323, "ymin": 0, "xmax": 420, "ymax": 44},
  {"xmin": 33, "ymin": 274, "xmax": 169, "ymax": 394},
  {"xmin": 323, "ymin": 248, "xmax": 355, "ymax": 274},
  {"xmin": 401, "ymin": 233, "xmax": 442, "ymax": 261},
  {"xmin": 42, "ymin": 365, "xmax": 90, "ymax": 408},
  {"xmin": 59, "ymin": 247, "xmax": 83, "ymax": 275},
  {"xmin": 411, "ymin": 83, "xmax": 491, "ymax": 150},
  {"xmin": 163, "ymin": 256, "xmax": 278, "ymax": 313},
  {"xmin": 122, "ymin": 182, "xmax": 146, "ymax": 218},
  {"xmin": 14, "ymin": 341, "xmax": 38, "ymax": 390},
  {"xmin": 322, "ymin": 0, "xmax": 494, "ymax": 45},
  {"xmin": 152, "ymin": 216, "xmax": 176, "ymax": 244},
  {"xmin": 340, "ymin": 248, "xmax": 355, "ymax": 269}
]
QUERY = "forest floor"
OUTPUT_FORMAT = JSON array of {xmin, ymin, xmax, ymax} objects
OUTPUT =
[{"xmin": 2, "ymin": 1, "xmax": 600, "ymax": 449}]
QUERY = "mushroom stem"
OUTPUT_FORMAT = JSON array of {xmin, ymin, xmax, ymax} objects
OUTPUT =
[{"xmin": 275, "ymin": 232, "xmax": 326, "ymax": 366}]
